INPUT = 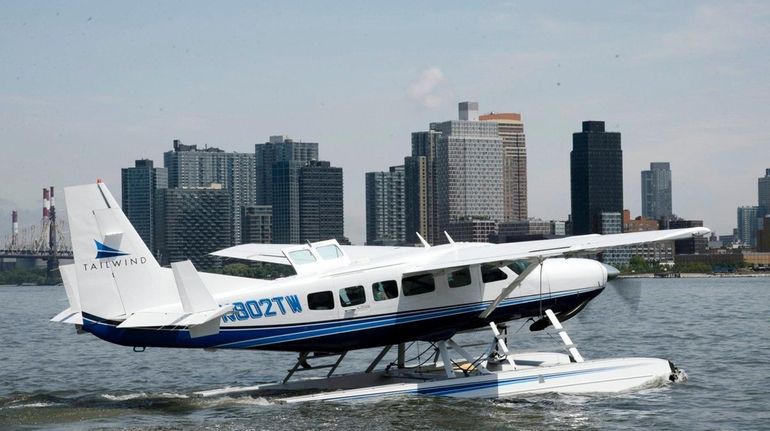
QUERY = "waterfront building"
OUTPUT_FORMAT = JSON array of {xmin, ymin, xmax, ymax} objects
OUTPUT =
[
  {"xmin": 435, "ymin": 102, "xmax": 504, "ymax": 239},
  {"xmin": 121, "ymin": 159, "xmax": 167, "ymax": 255},
  {"xmin": 299, "ymin": 160, "xmax": 345, "ymax": 244},
  {"xmin": 757, "ymin": 216, "xmax": 770, "ymax": 252},
  {"xmin": 669, "ymin": 219, "xmax": 707, "ymax": 254},
  {"xmin": 570, "ymin": 121, "xmax": 623, "ymax": 235},
  {"xmin": 163, "ymin": 139, "xmax": 255, "ymax": 245},
  {"xmin": 405, "ymin": 130, "xmax": 441, "ymax": 245},
  {"xmin": 496, "ymin": 219, "xmax": 550, "ymax": 243},
  {"xmin": 759, "ymin": 169, "xmax": 770, "ymax": 215},
  {"xmin": 154, "ymin": 184, "xmax": 231, "ymax": 270},
  {"xmin": 366, "ymin": 166, "xmax": 405, "ymax": 245},
  {"xmin": 641, "ymin": 162, "xmax": 673, "ymax": 220},
  {"xmin": 737, "ymin": 206, "xmax": 761, "ymax": 248},
  {"xmin": 271, "ymin": 160, "xmax": 302, "ymax": 244},
  {"xmin": 445, "ymin": 217, "xmax": 497, "ymax": 243},
  {"xmin": 241, "ymin": 206, "xmax": 272, "ymax": 244},
  {"xmin": 479, "ymin": 112, "xmax": 527, "ymax": 221},
  {"xmin": 255, "ymin": 135, "xmax": 319, "ymax": 206},
  {"xmin": 623, "ymin": 209, "xmax": 659, "ymax": 232}
]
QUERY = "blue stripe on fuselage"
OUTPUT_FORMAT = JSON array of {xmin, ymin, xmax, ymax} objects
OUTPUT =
[{"xmin": 81, "ymin": 287, "xmax": 602, "ymax": 351}]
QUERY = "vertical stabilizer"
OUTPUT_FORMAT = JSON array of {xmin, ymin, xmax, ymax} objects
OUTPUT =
[{"xmin": 65, "ymin": 183, "xmax": 179, "ymax": 319}]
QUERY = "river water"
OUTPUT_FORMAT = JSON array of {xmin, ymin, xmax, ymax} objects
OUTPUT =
[{"xmin": 1, "ymin": 277, "xmax": 769, "ymax": 430}]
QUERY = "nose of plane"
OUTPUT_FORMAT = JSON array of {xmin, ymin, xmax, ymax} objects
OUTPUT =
[{"xmin": 602, "ymin": 263, "xmax": 621, "ymax": 280}]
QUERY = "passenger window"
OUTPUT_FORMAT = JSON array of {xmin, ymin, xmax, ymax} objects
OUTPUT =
[
  {"xmin": 508, "ymin": 260, "xmax": 532, "ymax": 275},
  {"xmin": 339, "ymin": 286, "xmax": 366, "ymax": 307},
  {"xmin": 308, "ymin": 291, "xmax": 334, "ymax": 310},
  {"xmin": 481, "ymin": 264, "xmax": 508, "ymax": 283},
  {"xmin": 402, "ymin": 274, "xmax": 435, "ymax": 296},
  {"xmin": 372, "ymin": 280, "xmax": 398, "ymax": 301},
  {"xmin": 317, "ymin": 244, "xmax": 343, "ymax": 260},
  {"xmin": 448, "ymin": 267, "xmax": 472, "ymax": 288},
  {"xmin": 289, "ymin": 249, "xmax": 316, "ymax": 265}
]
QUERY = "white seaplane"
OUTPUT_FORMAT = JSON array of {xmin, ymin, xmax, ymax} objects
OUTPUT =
[{"xmin": 53, "ymin": 182, "xmax": 708, "ymax": 402}]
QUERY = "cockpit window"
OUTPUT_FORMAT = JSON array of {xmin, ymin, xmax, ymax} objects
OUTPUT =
[
  {"xmin": 481, "ymin": 264, "xmax": 508, "ymax": 283},
  {"xmin": 289, "ymin": 249, "xmax": 316, "ymax": 265},
  {"xmin": 508, "ymin": 260, "xmax": 532, "ymax": 275},
  {"xmin": 317, "ymin": 244, "xmax": 343, "ymax": 260}
]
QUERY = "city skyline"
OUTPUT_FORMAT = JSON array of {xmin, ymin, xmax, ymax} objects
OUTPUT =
[{"xmin": 2, "ymin": 2, "xmax": 769, "ymax": 244}]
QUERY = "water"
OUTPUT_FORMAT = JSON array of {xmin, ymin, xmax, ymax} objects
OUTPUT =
[{"xmin": 1, "ymin": 278, "xmax": 769, "ymax": 430}]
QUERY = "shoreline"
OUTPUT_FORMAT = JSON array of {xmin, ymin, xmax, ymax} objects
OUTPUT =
[{"xmin": 619, "ymin": 272, "xmax": 770, "ymax": 279}]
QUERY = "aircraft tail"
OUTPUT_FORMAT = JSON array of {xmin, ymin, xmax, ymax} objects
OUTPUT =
[
  {"xmin": 62, "ymin": 182, "xmax": 231, "ymax": 337},
  {"xmin": 64, "ymin": 182, "xmax": 179, "ymax": 320}
]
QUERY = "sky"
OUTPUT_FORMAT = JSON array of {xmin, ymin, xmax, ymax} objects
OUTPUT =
[{"xmin": 1, "ymin": 1, "xmax": 769, "ymax": 244}]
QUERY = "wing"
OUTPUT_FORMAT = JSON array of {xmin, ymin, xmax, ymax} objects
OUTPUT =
[{"xmin": 402, "ymin": 227, "xmax": 710, "ymax": 275}]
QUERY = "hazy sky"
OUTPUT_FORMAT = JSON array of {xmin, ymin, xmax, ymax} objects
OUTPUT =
[{"xmin": 1, "ymin": 1, "xmax": 768, "ymax": 244}]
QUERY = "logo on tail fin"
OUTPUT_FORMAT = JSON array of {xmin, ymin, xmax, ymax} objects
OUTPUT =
[{"xmin": 94, "ymin": 240, "xmax": 129, "ymax": 259}]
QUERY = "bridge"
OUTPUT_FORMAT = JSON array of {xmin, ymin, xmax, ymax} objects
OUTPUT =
[{"xmin": 1, "ymin": 186, "xmax": 72, "ymax": 271}]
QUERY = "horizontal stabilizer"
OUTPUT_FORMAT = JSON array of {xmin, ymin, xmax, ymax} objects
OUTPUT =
[
  {"xmin": 51, "ymin": 308, "xmax": 83, "ymax": 325},
  {"xmin": 115, "ymin": 260, "xmax": 233, "ymax": 337},
  {"xmin": 116, "ymin": 307, "xmax": 233, "ymax": 329},
  {"xmin": 51, "ymin": 264, "xmax": 83, "ymax": 325}
]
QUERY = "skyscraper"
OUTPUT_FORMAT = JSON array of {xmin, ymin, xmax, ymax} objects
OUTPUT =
[
  {"xmin": 271, "ymin": 160, "xmax": 302, "ymax": 244},
  {"xmin": 299, "ymin": 160, "xmax": 344, "ymax": 243},
  {"xmin": 154, "ymin": 184, "xmax": 231, "ymax": 270},
  {"xmin": 479, "ymin": 112, "xmax": 527, "ymax": 221},
  {"xmin": 272, "ymin": 159, "xmax": 344, "ymax": 244},
  {"xmin": 163, "ymin": 140, "xmax": 255, "ymax": 244},
  {"xmin": 570, "ymin": 121, "xmax": 623, "ymax": 235},
  {"xmin": 759, "ymin": 168, "xmax": 770, "ymax": 215},
  {"xmin": 435, "ymin": 102, "xmax": 504, "ymax": 238},
  {"xmin": 121, "ymin": 159, "xmax": 167, "ymax": 255},
  {"xmin": 255, "ymin": 135, "xmax": 319, "ymax": 206},
  {"xmin": 366, "ymin": 165, "xmax": 405, "ymax": 245},
  {"xmin": 641, "ymin": 162, "xmax": 673, "ymax": 220},
  {"xmin": 737, "ymin": 206, "xmax": 760, "ymax": 247},
  {"xmin": 405, "ymin": 130, "xmax": 440, "ymax": 244}
]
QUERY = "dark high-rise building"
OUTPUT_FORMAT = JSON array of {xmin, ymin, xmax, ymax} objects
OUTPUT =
[
  {"xmin": 255, "ymin": 135, "xmax": 319, "ymax": 206},
  {"xmin": 271, "ymin": 160, "xmax": 302, "ymax": 244},
  {"xmin": 406, "ymin": 130, "xmax": 440, "ymax": 244},
  {"xmin": 241, "ymin": 206, "xmax": 272, "ymax": 244},
  {"xmin": 641, "ymin": 162, "xmax": 673, "ymax": 220},
  {"xmin": 271, "ymin": 159, "xmax": 344, "ymax": 244},
  {"xmin": 570, "ymin": 121, "xmax": 623, "ymax": 235},
  {"xmin": 163, "ymin": 139, "xmax": 255, "ymax": 245},
  {"xmin": 759, "ymin": 169, "xmax": 770, "ymax": 215},
  {"xmin": 366, "ymin": 166, "xmax": 405, "ymax": 245},
  {"xmin": 121, "ymin": 159, "xmax": 168, "ymax": 255},
  {"xmin": 154, "ymin": 184, "xmax": 231, "ymax": 270},
  {"xmin": 299, "ymin": 160, "xmax": 344, "ymax": 243}
]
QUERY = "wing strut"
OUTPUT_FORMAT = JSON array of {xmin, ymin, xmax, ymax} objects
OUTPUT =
[{"xmin": 478, "ymin": 258, "xmax": 542, "ymax": 319}]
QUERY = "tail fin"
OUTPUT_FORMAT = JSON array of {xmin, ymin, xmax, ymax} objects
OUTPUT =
[{"xmin": 65, "ymin": 182, "xmax": 179, "ymax": 319}]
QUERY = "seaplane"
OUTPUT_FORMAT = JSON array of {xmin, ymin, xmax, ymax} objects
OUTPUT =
[{"xmin": 52, "ymin": 182, "xmax": 708, "ymax": 402}]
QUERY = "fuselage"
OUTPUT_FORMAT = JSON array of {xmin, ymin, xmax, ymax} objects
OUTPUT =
[{"xmin": 81, "ymin": 257, "xmax": 608, "ymax": 352}]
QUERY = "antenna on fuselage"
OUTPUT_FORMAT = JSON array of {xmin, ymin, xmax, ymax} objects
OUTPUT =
[{"xmin": 415, "ymin": 232, "xmax": 430, "ymax": 248}]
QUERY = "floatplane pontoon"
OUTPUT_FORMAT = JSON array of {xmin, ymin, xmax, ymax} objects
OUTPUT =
[{"xmin": 52, "ymin": 182, "xmax": 705, "ymax": 402}]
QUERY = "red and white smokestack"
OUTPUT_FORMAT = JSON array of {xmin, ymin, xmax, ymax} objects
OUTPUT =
[
  {"xmin": 49, "ymin": 186, "xmax": 55, "ymax": 211},
  {"xmin": 43, "ymin": 188, "xmax": 50, "ymax": 218},
  {"xmin": 11, "ymin": 210, "xmax": 18, "ymax": 245}
]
